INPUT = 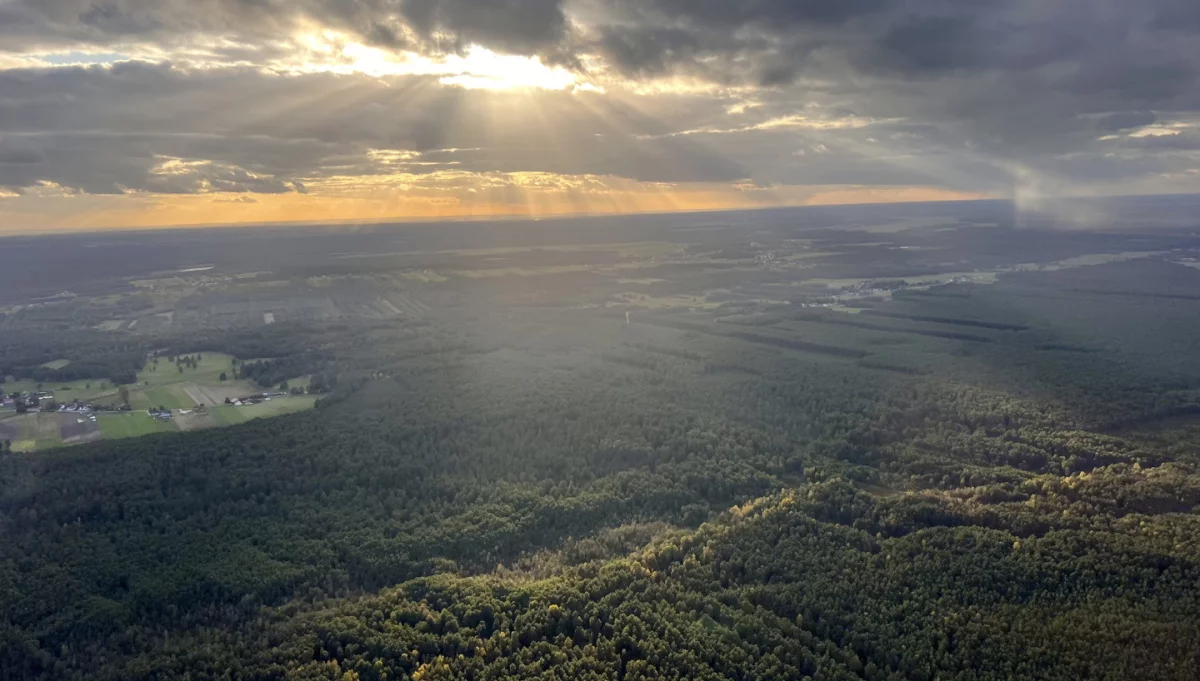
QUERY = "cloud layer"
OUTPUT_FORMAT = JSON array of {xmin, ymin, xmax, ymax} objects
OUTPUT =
[{"xmin": 1, "ymin": 0, "xmax": 1198, "ymax": 227}]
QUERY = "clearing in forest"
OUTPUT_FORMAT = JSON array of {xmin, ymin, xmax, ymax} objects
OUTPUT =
[{"xmin": 3, "ymin": 352, "xmax": 316, "ymax": 451}]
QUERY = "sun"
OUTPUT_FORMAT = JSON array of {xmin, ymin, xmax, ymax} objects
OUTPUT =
[
  {"xmin": 438, "ymin": 46, "xmax": 583, "ymax": 91},
  {"xmin": 297, "ymin": 31, "xmax": 593, "ymax": 92}
]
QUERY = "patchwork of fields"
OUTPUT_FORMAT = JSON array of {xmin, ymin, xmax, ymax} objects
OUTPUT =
[
  {"xmin": 0, "ymin": 413, "xmax": 74, "ymax": 452},
  {"xmin": 1, "ymin": 352, "xmax": 316, "ymax": 452}
]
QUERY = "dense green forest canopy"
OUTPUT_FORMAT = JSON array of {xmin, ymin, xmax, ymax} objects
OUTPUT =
[
  {"xmin": 4, "ymin": 239, "xmax": 1200, "ymax": 679},
  {"xmin": 0, "ymin": 332, "xmax": 148, "ymax": 385}
]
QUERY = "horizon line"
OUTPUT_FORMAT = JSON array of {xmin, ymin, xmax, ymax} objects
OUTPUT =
[{"xmin": 2, "ymin": 191, "xmax": 1197, "ymax": 239}]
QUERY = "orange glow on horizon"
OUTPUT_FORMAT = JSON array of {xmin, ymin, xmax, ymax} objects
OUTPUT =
[{"xmin": 0, "ymin": 180, "xmax": 993, "ymax": 235}]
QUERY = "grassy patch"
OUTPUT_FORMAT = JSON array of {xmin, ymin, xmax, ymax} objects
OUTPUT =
[
  {"xmin": 209, "ymin": 405, "xmax": 248, "ymax": 426},
  {"xmin": 97, "ymin": 413, "xmax": 178, "ymax": 439},
  {"xmin": 130, "ymin": 385, "xmax": 195, "ymax": 411},
  {"xmin": 141, "ymin": 353, "xmax": 239, "ymax": 386},
  {"xmin": 40, "ymin": 359, "xmax": 72, "ymax": 370},
  {"xmin": 124, "ymin": 353, "xmax": 251, "ymax": 410}
]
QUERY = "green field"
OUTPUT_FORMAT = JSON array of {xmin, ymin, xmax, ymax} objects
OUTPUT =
[
  {"xmin": 208, "ymin": 405, "xmax": 248, "ymax": 426},
  {"xmin": 97, "ymin": 413, "xmax": 179, "ymax": 439},
  {"xmin": 129, "ymin": 385, "xmax": 197, "ymax": 411},
  {"xmin": 140, "ymin": 352, "xmax": 241, "ymax": 385}
]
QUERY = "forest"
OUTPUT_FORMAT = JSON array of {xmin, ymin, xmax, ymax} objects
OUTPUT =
[
  {"xmin": 3, "ymin": 232, "xmax": 1200, "ymax": 679},
  {"xmin": 0, "ymin": 331, "xmax": 148, "ymax": 385}
]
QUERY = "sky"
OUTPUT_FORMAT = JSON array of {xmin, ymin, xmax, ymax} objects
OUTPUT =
[{"xmin": 0, "ymin": 0, "xmax": 1198, "ymax": 232}]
